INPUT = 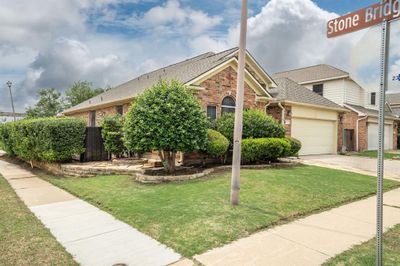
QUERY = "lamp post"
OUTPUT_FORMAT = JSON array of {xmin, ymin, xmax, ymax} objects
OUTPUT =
[
  {"xmin": 6, "ymin": 81, "xmax": 16, "ymax": 121},
  {"xmin": 230, "ymin": 0, "xmax": 248, "ymax": 205}
]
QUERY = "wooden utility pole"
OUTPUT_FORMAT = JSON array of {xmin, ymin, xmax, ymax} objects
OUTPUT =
[{"xmin": 230, "ymin": 0, "xmax": 248, "ymax": 205}]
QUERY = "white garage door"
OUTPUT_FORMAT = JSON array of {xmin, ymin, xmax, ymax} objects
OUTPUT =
[
  {"xmin": 292, "ymin": 118, "xmax": 336, "ymax": 155},
  {"xmin": 367, "ymin": 123, "xmax": 393, "ymax": 150}
]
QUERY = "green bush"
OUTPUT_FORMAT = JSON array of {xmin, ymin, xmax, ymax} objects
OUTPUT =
[
  {"xmin": 123, "ymin": 80, "xmax": 208, "ymax": 173},
  {"xmin": 0, "ymin": 123, "xmax": 15, "ymax": 155},
  {"xmin": 241, "ymin": 138, "xmax": 291, "ymax": 164},
  {"xmin": 215, "ymin": 110, "xmax": 285, "ymax": 143},
  {"xmin": 285, "ymin": 137, "xmax": 302, "ymax": 157},
  {"xmin": 205, "ymin": 129, "xmax": 229, "ymax": 157},
  {"xmin": 101, "ymin": 115, "xmax": 125, "ymax": 157},
  {"xmin": 0, "ymin": 118, "xmax": 85, "ymax": 163}
]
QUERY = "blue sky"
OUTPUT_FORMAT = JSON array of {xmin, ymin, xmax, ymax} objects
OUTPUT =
[{"xmin": 0, "ymin": 0, "xmax": 399, "ymax": 112}]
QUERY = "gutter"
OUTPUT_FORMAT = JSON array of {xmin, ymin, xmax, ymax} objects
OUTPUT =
[{"xmin": 356, "ymin": 116, "xmax": 368, "ymax": 151}]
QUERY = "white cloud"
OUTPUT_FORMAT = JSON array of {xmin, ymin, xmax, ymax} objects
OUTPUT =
[{"xmin": 124, "ymin": 0, "xmax": 222, "ymax": 36}]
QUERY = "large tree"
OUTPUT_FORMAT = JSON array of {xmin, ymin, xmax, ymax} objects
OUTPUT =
[
  {"xmin": 26, "ymin": 88, "xmax": 65, "ymax": 118},
  {"xmin": 65, "ymin": 81, "xmax": 104, "ymax": 107},
  {"xmin": 123, "ymin": 80, "xmax": 208, "ymax": 173}
]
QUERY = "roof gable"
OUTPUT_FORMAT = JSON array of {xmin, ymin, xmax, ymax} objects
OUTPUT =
[{"xmin": 63, "ymin": 48, "xmax": 275, "ymax": 114}]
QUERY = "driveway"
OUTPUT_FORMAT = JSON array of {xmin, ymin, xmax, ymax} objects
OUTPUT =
[{"xmin": 301, "ymin": 155, "xmax": 400, "ymax": 181}]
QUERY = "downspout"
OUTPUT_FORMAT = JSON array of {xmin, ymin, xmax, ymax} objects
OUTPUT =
[
  {"xmin": 356, "ymin": 116, "xmax": 368, "ymax": 151},
  {"xmin": 278, "ymin": 102, "xmax": 285, "ymax": 125}
]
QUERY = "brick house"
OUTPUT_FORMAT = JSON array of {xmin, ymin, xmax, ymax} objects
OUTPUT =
[
  {"xmin": 274, "ymin": 64, "xmax": 399, "ymax": 152},
  {"xmin": 63, "ymin": 48, "xmax": 348, "ymax": 156}
]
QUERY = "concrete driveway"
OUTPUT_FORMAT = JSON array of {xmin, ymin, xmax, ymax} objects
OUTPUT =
[{"xmin": 301, "ymin": 155, "xmax": 400, "ymax": 181}]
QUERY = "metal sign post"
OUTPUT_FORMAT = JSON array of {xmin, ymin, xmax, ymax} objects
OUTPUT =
[
  {"xmin": 327, "ymin": 1, "xmax": 396, "ymax": 265},
  {"xmin": 376, "ymin": 19, "xmax": 390, "ymax": 266}
]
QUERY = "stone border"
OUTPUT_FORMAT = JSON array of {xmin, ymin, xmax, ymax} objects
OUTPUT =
[{"xmin": 135, "ymin": 161, "xmax": 301, "ymax": 184}]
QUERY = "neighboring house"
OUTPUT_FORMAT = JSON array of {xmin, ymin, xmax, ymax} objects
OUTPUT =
[
  {"xmin": 0, "ymin": 112, "xmax": 25, "ymax": 123},
  {"xmin": 274, "ymin": 64, "xmax": 399, "ymax": 152},
  {"xmin": 63, "ymin": 48, "xmax": 346, "ymax": 156},
  {"xmin": 387, "ymin": 93, "xmax": 400, "ymax": 116}
]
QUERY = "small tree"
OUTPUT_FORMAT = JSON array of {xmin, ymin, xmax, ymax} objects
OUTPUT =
[
  {"xmin": 123, "ymin": 80, "xmax": 208, "ymax": 173},
  {"xmin": 26, "ymin": 88, "xmax": 65, "ymax": 118},
  {"xmin": 65, "ymin": 81, "xmax": 105, "ymax": 107},
  {"xmin": 101, "ymin": 115, "xmax": 125, "ymax": 158}
]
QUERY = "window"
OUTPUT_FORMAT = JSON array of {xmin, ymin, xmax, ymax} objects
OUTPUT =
[
  {"xmin": 207, "ymin": 105, "xmax": 217, "ymax": 120},
  {"xmin": 116, "ymin": 105, "xmax": 123, "ymax": 115},
  {"xmin": 89, "ymin": 111, "xmax": 96, "ymax": 127},
  {"xmin": 370, "ymin": 92, "xmax": 376, "ymax": 105},
  {"xmin": 221, "ymin": 96, "xmax": 235, "ymax": 115},
  {"xmin": 312, "ymin": 84, "xmax": 324, "ymax": 96}
]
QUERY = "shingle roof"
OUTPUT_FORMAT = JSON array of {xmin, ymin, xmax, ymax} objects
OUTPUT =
[
  {"xmin": 63, "ymin": 47, "xmax": 239, "ymax": 114},
  {"xmin": 270, "ymin": 77, "xmax": 344, "ymax": 109},
  {"xmin": 387, "ymin": 93, "xmax": 400, "ymax": 104},
  {"xmin": 273, "ymin": 64, "xmax": 349, "ymax": 84},
  {"xmin": 345, "ymin": 103, "xmax": 398, "ymax": 119}
]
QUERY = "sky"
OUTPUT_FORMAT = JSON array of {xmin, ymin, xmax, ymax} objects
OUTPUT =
[{"xmin": 0, "ymin": 0, "xmax": 399, "ymax": 112}]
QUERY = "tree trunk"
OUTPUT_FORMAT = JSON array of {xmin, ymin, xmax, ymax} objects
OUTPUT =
[{"xmin": 160, "ymin": 150, "xmax": 176, "ymax": 174}]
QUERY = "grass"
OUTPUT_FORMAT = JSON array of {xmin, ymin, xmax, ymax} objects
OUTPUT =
[
  {"xmin": 324, "ymin": 224, "xmax": 400, "ymax": 266},
  {"xmin": 0, "ymin": 175, "xmax": 77, "ymax": 266},
  {"xmin": 41, "ymin": 165, "xmax": 399, "ymax": 257},
  {"xmin": 352, "ymin": 150, "xmax": 399, "ymax": 160}
]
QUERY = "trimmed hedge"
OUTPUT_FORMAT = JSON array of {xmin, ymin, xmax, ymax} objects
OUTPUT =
[
  {"xmin": 241, "ymin": 138, "xmax": 291, "ymax": 163},
  {"xmin": 205, "ymin": 129, "xmax": 229, "ymax": 157},
  {"xmin": 0, "ymin": 118, "xmax": 86, "ymax": 163},
  {"xmin": 101, "ymin": 115, "xmax": 125, "ymax": 157},
  {"xmin": 215, "ymin": 110, "xmax": 285, "ymax": 143},
  {"xmin": 285, "ymin": 137, "xmax": 302, "ymax": 157}
]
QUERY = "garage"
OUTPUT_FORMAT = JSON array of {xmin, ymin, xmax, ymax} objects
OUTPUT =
[
  {"xmin": 290, "ymin": 106, "xmax": 338, "ymax": 155},
  {"xmin": 367, "ymin": 123, "xmax": 393, "ymax": 150}
]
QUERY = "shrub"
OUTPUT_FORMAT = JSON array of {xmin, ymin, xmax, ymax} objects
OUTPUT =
[
  {"xmin": 0, "ymin": 118, "xmax": 85, "ymax": 163},
  {"xmin": 285, "ymin": 137, "xmax": 302, "ymax": 157},
  {"xmin": 215, "ymin": 110, "xmax": 285, "ymax": 143},
  {"xmin": 101, "ymin": 115, "xmax": 125, "ymax": 157},
  {"xmin": 205, "ymin": 129, "xmax": 229, "ymax": 158},
  {"xmin": 0, "ymin": 123, "xmax": 15, "ymax": 155},
  {"xmin": 123, "ymin": 80, "xmax": 208, "ymax": 173},
  {"xmin": 241, "ymin": 138, "xmax": 291, "ymax": 164}
]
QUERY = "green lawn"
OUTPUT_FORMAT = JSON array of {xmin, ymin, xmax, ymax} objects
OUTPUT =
[
  {"xmin": 353, "ymin": 150, "xmax": 399, "ymax": 160},
  {"xmin": 324, "ymin": 224, "xmax": 400, "ymax": 266},
  {"xmin": 0, "ymin": 175, "xmax": 76, "ymax": 266},
  {"xmin": 41, "ymin": 165, "xmax": 399, "ymax": 257}
]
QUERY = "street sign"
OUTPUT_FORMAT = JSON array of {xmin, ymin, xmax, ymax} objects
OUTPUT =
[
  {"xmin": 327, "ymin": 0, "xmax": 400, "ymax": 38},
  {"xmin": 393, "ymin": 74, "xmax": 400, "ymax": 81}
]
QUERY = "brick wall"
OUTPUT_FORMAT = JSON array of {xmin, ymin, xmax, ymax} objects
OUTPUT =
[
  {"xmin": 337, "ymin": 111, "xmax": 368, "ymax": 152},
  {"xmin": 265, "ymin": 105, "xmax": 292, "ymax": 136},
  {"xmin": 195, "ymin": 66, "xmax": 266, "ymax": 116},
  {"xmin": 69, "ymin": 102, "xmax": 131, "ymax": 127}
]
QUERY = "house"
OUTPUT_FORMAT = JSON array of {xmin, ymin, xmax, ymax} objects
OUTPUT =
[
  {"xmin": 274, "ymin": 64, "xmax": 399, "ymax": 152},
  {"xmin": 388, "ymin": 93, "xmax": 400, "ymax": 116},
  {"xmin": 63, "ymin": 48, "xmax": 346, "ymax": 156},
  {"xmin": 0, "ymin": 112, "xmax": 25, "ymax": 123}
]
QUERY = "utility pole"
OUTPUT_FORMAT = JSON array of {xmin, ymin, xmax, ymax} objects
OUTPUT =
[
  {"xmin": 6, "ymin": 81, "xmax": 16, "ymax": 121},
  {"xmin": 230, "ymin": 0, "xmax": 248, "ymax": 205}
]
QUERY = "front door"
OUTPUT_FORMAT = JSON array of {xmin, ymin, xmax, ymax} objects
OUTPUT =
[{"xmin": 343, "ymin": 129, "xmax": 355, "ymax": 152}]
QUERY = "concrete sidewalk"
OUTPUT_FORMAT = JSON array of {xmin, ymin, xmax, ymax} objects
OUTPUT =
[
  {"xmin": 195, "ymin": 189, "xmax": 400, "ymax": 266},
  {"xmin": 0, "ymin": 158, "xmax": 181, "ymax": 266}
]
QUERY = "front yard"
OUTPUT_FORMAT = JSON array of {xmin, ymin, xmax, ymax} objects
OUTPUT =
[
  {"xmin": 41, "ymin": 165, "xmax": 400, "ymax": 257},
  {"xmin": 0, "ymin": 175, "xmax": 76, "ymax": 266},
  {"xmin": 324, "ymin": 224, "xmax": 400, "ymax": 266},
  {"xmin": 352, "ymin": 150, "xmax": 399, "ymax": 160}
]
